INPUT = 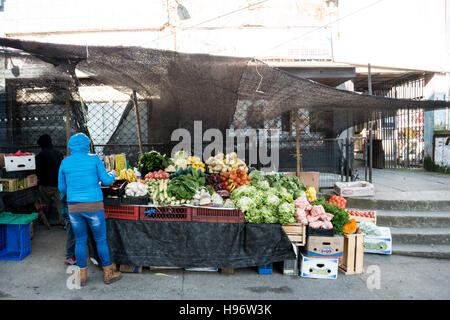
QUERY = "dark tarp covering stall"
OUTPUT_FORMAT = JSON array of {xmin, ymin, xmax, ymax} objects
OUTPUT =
[
  {"xmin": 106, "ymin": 219, "xmax": 296, "ymax": 268},
  {"xmin": 2, "ymin": 37, "xmax": 450, "ymax": 141}
]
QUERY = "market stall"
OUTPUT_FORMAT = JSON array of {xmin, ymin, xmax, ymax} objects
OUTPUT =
[{"xmin": 96, "ymin": 150, "xmax": 387, "ymax": 277}]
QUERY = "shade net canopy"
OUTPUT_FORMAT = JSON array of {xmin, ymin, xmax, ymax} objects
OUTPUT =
[{"xmin": 1, "ymin": 37, "xmax": 449, "ymax": 142}]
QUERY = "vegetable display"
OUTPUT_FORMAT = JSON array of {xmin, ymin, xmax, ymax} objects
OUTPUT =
[
  {"xmin": 294, "ymin": 197, "xmax": 333, "ymax": 230},
  {"xmin": 230, "ymin": 185, "xmax": 296, "ymax": 224},
  {"xmin": 167, "ymin": 170, "xmax": 206, "ymax": 201},
  {"xmin": 205, "ymin": 152, "xmax": 248, "ymax": 173},
  {"xmin": 358, "ymin": 222, "xmax": 381, "ymax": 236},
  {"xmin": 144, "ymin": 170, "xmax": 170, "ymax": 181},
  {"xmin": 343, "ymin": 219, "xmax": 358, "ymax": 234},
  {"xmin": 206, "ymin": 173, "xmax": 224, "ymax": 191},
  {"xmin": 119, "ymin": 169, "xmax": 138, "ymax": 182},
  {"xmin": 7, "ymin": 150, "xmax": 33, "ymax": 156},
  {"xmin": 249, "ymin": 171, "xmax": 306, "ymax": 199},
  {"xmin": 347, "ymin": 210, "xmax": 376, "ymax": 219},
  {"xmin": 192, "ymin": 188, "xmax": 211, "ymax": 206},
  {"xmin": 220, "ymin": 169, "xmax": 251, "ymax": 192},
  {"xmin": 187, "ymin": 156, "xmax": 206, "ymax": 172},
  {"xmin": 171, "ymin": 167, "xmax": 206, "ymax": 179},
  {"xmin": 305, "ymin": 187, "xmax": 317, "ymax": 202},
  {"xmin": 145, "ymin": 179, "xmax": 184, "ymax": 205},
  {"xmin": 138, "ymin": 151, "xmax": 173, "ymax": 177},
  {"xmin": 125, "ymin": 182, "xmax": 148, "ymax": 197},
  {"xmin": 328, "ymin": 195, "xmax": 347, "ymax": 209},
  {"xmin": 311, "ymin": 198, "xmax": 350, "ymax": 235}
]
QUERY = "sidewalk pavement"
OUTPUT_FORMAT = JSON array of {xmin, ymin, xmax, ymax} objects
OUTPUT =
[
  {"xmin": 367, "ymin": 168, "xmax": 450, "ymax": 201},
  {"xmin": 0, "ymin": 224, "xmax": 449, "ymax": 300}
]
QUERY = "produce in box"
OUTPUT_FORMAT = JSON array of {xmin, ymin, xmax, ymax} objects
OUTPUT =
[
  {"xmin": 347, "ymin": 210, "xmax": 375, "ymax": 219},
  {"xmin": 328, "ymin": 195, "xmax": 346, "ymax": 209},
  {"xmin": 7, "ymin": 150, "xmax": 33, "ymax": 156}
]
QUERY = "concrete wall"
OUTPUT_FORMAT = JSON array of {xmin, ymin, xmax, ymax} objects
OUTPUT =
[{"xmin": 0, "ymin": 0, "xmax": 448, "ymax": 72}]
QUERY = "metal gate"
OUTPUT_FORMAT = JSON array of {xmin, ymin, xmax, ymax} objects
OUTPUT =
[{"xmin": 374, "ymin": 77, "xmax": 425, "ymax": 168}]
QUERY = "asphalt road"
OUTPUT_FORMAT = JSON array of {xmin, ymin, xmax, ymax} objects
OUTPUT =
[{"xmin": 1, "ymin": 224, "xmax": 449, "ymax": 300}]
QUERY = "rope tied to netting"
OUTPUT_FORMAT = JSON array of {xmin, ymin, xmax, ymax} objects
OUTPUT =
[{"xmin": 252, "ymin": 57, "xmax": 265, "ymax": 94}]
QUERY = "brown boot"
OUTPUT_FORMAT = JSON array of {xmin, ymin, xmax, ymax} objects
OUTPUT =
[
  {"xmin": 79, "ymin": 267, "xmax": 88, "ymax": 286},
  {"xmin": 103, "ymin": 264, "xmax": 122, "ymax": 284}
]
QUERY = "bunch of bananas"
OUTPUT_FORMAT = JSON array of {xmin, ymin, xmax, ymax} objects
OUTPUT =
[
  {"xmin": 187, "ymin": 156, "xmax": 205, "ymax": 172},
  {"xmin": 305, "ymin": 186, "xmax": 317, "ymax": 202},
  {"xmin": 119, "ymin": 169, "xmax": 138, "ymax": 182}
]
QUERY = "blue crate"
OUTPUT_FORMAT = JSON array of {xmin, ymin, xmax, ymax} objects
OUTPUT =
[
  {"xmin": 0, "ymin": 224, "xmax": 5, "ymax": 252},
  {"xmin": 0, "ymin": 223, "xmax": 31, "ymax": 261},
  {"xmin": 257, "ymin": 263, "xmax": 273, "ymax": 275}
]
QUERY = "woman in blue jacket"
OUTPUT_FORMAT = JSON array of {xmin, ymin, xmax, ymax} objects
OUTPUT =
[{"xmin": 58, "ymin": 133, "xmax": 121, "ymax": 286}]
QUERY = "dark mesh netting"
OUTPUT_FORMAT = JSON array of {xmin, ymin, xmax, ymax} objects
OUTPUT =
[{"xmin": 1, "ymin": 37, "xmax": 449, "ymax": 176}]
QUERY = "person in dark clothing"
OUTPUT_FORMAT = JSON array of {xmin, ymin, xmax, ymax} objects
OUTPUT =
[{"xmin": 36, "ymin": 134, "xmax": 64, "ymax": 226}]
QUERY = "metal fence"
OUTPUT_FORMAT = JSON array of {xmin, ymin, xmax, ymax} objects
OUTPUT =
[{"xmin": 372, "ymin": 76, "xmax": 425, "ymax": 168}]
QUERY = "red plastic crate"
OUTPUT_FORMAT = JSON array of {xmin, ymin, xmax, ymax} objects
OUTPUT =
[
  {"xmin": 139, "ymin": 206, "xmax": 192, "ymax": 222},
  {"xmin": 192, "ymin": 207, "xmax": 245, "ymax": 223},
  {"xmin": 104, "ymin": 205, "xmax": 140, "ymax": 220}
]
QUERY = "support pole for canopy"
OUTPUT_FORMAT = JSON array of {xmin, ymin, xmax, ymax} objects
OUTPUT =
[
  {"xmin": 295, "ymin": 110, "xmax": 301, "ymax": 175},
  {"xmin": 132, "ymin": 90, "xmax": 144, "ymax": 156},
  {"xmin": 368, "ymin": 63, "xmax": 373, "ymax": 183},
  {"xmin": 65, "ymin": 91, "xmax": 71, "ymax": 156}
]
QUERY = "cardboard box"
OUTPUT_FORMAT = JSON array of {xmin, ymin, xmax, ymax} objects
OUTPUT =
[
  {"xmin": 305, "ymin": 235, "xmax": 344, "ymax": 258},
  {"xmin": 299, "ymin": 252, "xmax": 338, "ymax": 279},
  {"xmin": 4, "ymin": 155, "xmax": 36, "ymax": 172},
  {"xmin": 334, "ymin": 181, "xmax": 375, "ymax": 197},
  {"xmin": 364, "ymin": 227, "xmax": 392, "ymax": 255},
  {"xmin": 283, "ymin": 171, "xmax": 320, "ymax": 192}
]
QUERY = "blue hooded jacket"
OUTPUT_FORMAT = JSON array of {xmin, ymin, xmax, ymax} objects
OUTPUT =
[{"xmin": 58, "ymin": 133, "xmax": 115, "ymax": 203}]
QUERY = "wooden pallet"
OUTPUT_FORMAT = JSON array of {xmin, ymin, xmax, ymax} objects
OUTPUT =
[
  {"xmin": 282, "ymin": 223, "xmax": 306, "ymax": 246},
  {"xmin": 339, "ymin": 233, "xmax": 365, "ymax": 275},
  {"xmin": 219, "ymin": 268, "xmax": 235, "ymax": 275},
  {"xmin": 119, "ymin": 264, "xmax": 143, "ymax": 273}
]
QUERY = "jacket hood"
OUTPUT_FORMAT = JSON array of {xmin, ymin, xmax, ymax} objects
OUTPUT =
[
  {"xmin": 68, "ymin": 133, "xmax": 91, "ymax": 153},
  {"xmin": 37, "ymin": 134, "xmax": 53, "ymax": 149}
]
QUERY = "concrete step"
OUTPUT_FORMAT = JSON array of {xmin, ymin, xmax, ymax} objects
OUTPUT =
[
  {"xmin": 371, "ymin": 210, "xmax": 450, "ymax": 228},
  {"xmin": 390, "ymin": 227, "xmax": 450, "ymax": 245},
  {"xmin": 319, "ymin": 190, "xmax": 450, "ymax": 211},
  {"xmin": 345, "ymin": 198, "xmax": 450, "ymax": 211},
  {"xmin": 392, "ymin": 244, "xmax": 450, "ymax": 259}
]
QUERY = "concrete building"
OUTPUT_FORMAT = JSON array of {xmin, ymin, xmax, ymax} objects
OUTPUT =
[{"xmin": 1, "ymin": 0, "xmax": 449, "ymax": 168}]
